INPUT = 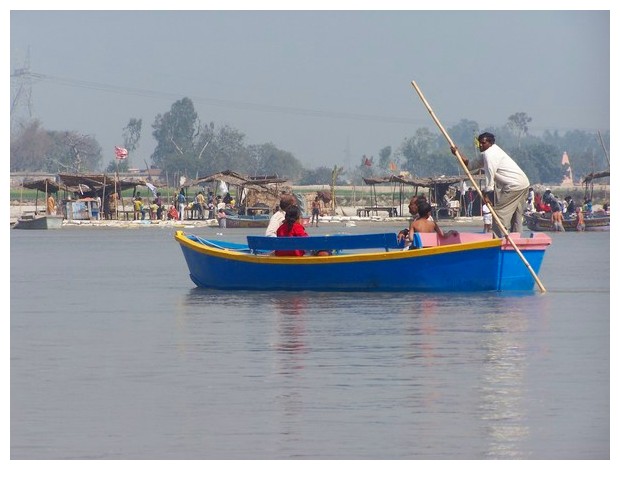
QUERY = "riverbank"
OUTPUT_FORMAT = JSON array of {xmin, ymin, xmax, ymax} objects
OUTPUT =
[{"xmin": 10, "ymin": 204, "xmax": 484, "ymax": 229}]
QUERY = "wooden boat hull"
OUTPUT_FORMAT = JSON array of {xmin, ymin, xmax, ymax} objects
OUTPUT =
[
  {"xmin": 211, "ymin": 214, "xmax": 270, "ymax": 228},
  {"xmin": 211, "ymin": 215, "xmax": 311, "ymax": 228},
  {"xmin": 13, "ymin": 214, "xmax": 63, "ymax": 230},
  {"xmin": 175, "ymin": 231, "xmax": 551, "ymax": 292},
  {"xmin": 524, "ymin": 212, "xmax": 610, "ymax": 232}
]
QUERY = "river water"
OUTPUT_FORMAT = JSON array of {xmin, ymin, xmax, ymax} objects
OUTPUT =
[{"xmin": 9, "ymin": 222, "xmax": 610, "ymax": 465}]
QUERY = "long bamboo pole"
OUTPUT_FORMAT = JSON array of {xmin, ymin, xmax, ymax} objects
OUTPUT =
[{"xmin": 410, "ymin": 80, "xmax": 546, "ymax": 293}]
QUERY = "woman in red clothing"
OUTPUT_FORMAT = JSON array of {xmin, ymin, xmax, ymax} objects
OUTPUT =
[{"xmin": 275, "ymin": 205, "xmax": 308, "ymax": 256}]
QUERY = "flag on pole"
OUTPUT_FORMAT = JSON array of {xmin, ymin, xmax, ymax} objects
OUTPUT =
[
  {"xmin": 363, "ymin": 155, "xmax": 372, "ymax": 167},
  {"xmin": 145, "ymin": 182, "xmax": 157, "ymax": 196},
  {"xmin": 219, "ymin": 180, "xmax": 228, "ymax": 194},
  {"xmin": 114, "ymin": 146, "xmax": 128, "ymax": 160},
  {"xmin": 389, "ymin": 161, "xmax": 397, "ymax": 171}
]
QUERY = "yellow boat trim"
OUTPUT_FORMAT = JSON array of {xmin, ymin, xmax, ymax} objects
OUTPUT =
[{"xmin": 175, "ymin": 230, "xmax": 502, "ymax": 265}]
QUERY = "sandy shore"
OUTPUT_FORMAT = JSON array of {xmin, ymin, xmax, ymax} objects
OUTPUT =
[{"xmin": 10, "ymin": 204, "xmax": 483, "ymax": 229}]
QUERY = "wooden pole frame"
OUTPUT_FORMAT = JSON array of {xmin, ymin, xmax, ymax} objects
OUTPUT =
[{"xmin": 410, "ymin": 81, "xmax": 546, "ymax": 293}]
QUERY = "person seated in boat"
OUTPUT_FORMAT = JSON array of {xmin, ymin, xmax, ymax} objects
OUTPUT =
[
  {"xmin": 266, "ymin": 193, "xmax": 297, "ymax": 237},
  {"xmin": 543, "ymin": 189, "xmax": 561, "ymax": 214},
  {"xmin": 398, "ymin": 195, "xmax": 431, "ymax": 247},
  {"xmin": 564, "ymin": 196, "xmax": 576, "ymax": 218},
  {"xmin": 583, "ymin": 198, "xmax": 593, "ymax": 216},
  {"xmin": 275, "ymin": 205, "xmax": 308, "ymax": 256},
  {"xmin": 408, "ymin": 201, "xmax": 458, "ymax": 246}
]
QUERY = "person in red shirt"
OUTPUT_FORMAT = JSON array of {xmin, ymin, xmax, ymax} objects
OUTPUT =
[{"xmin": 275, "ymin": 205, "xmax": 308, "ymax": 256}]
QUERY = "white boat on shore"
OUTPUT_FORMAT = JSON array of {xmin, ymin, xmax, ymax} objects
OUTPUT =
[{"xmin": 13, "ymin": 214, "xmax": 64, "ymax": 230}]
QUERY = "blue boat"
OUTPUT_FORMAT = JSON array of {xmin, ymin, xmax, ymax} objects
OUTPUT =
[{"xmin": 174, "ymin": 231, "xmax": 552, "ymax": 292}]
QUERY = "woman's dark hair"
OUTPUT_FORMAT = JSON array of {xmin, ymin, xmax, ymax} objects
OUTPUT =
[
  {"xmin": 279, "ymin": 194, "xmax": 296, "ymax": 210},
  {"xmin": 283, "ymin": 205, "xmax": 301, "ymax": 227}
]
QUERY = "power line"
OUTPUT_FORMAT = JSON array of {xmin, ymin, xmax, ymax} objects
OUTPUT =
[{"xmin": 19, "ymin": 71, "xmax": 430, "ymax": 126}]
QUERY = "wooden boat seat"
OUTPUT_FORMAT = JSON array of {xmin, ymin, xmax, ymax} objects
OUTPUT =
[{"xmin": 247, "ymin": 233, "xmax": 404, "ymax": 254}]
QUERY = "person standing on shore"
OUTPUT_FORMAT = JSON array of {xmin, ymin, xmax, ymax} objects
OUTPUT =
[
  {"xmin": 217, "ymin": 208, "xmax": 227, "ymax": 228},
  {"xmin": 311, "ymin": 196, "xmax": 321, "ymax": 227},
  {"xmin": 46, "ymin": 193, "xmax": 56, "ymax": 215},
  {"xmin": 451, "ymin": 132, "xmax": 529, "ymax": 237},
  {"xmin": 177, "ymin": 190, "xmax": 186, "ymax": 221}
]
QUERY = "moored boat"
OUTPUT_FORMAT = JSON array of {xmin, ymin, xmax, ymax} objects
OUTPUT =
[
  {"xmin": 214, "ymin": 213, "xmax": 271, "ymax": 228},
  {"xmin": 175, "ymin": 230, "xmax": 551, "ymax": 292},
  {"xmin": 13, "ymin": 214, "xmax": 64, "ymax": 230},
  {"xmin": 524, "ymin": 211, "xmax": 610, "ymax": 232}
]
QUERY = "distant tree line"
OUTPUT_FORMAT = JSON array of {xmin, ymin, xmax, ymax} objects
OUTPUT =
[{"xmin": 10, "ymin": 97, "xmax": 610, "ymax": 188}]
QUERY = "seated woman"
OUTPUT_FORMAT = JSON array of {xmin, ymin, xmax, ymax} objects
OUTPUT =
[{"xmin": 275, "ymin": 205, "xmax": 308, "ymax": 256}]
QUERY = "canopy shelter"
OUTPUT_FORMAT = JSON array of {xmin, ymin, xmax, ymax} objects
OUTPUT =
[
  {"xmin": 186, "ymin": 170, "xmax": 291, "ymax": 212},
  {"xmin": 582, "ymin": 170, "xmax": 610, "ymax": 203},
  {"xmin": 362, "ymin": 173, "xmax": 485, "ymax": 217},
  {"xmin": 57, "ymin": 173, "xmax": 160, "ymax": 198},
  {"xmin": 20, "ymin": 178, "xmax": 78, "ymax": 214}
]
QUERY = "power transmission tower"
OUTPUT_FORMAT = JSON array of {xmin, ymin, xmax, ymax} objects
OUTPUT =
[{"xmin": 10, "ymin": 46, "xmax": 34, "ymax": 133}]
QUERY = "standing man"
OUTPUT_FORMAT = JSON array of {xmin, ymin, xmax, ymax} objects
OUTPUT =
[
  {"xmin": 46, "ymin": 193, "xmax": 56, "ymax": 215},
  {"xmin": 451, "ymin": 132, "xmax": 529, "ymax": 237},
  {"xmin": 177, "ymin": 189, "xmax": 186, "ymax": 221}
]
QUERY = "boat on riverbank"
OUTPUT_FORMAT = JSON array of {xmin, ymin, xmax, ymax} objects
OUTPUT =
[
  {"xmin": 524, "ymin": 211, "xmax": 610, "ymax": 232},
  {"xmin": 13, "ymin": 213, "xmax": 64, "ymax": 230},
  {"xmin": 175, "ymin": 230, "xmax": 551, "ymax": 292}
]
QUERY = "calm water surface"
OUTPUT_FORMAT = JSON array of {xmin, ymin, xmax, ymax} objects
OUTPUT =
[{"xmin": 10, "ymin": 223, "xmax": 610, "ymax": 460}]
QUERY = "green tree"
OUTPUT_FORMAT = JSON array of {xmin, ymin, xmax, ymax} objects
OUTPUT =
[
  {"xmin": 151, "ymin": 97, "xmax": 200, "ymax": 175},
  {"xmin": 247, "ymin": 142, "xmax": 304, "ymax": 180},
  {"xmin": 512, "ymin": 142, "xmax": 564, "ymax": 185},
  {"xmin": 507, "ymin": 112, "xmax": 532, "ymax": 148},
  {"xmin": 207, "ymin": 125, "xmax": 248, "ymax": 174},
  {"xmin": 298, "ymin": 166, "xmax": 334, "ymax": 185},
  {"xmin": 377, "ymin": 146, "xmax": 392, "ymax": 171},
  {"xmin": 447, "ymin": 119, "xmax": 480, "ymax": 158},
  {"xmin": 398, "ymin": 127, "xmax": 438, "ymax": 176},
  {"xmin": 10, "ymin": 120, "xmax": 53, "ymax": 171},
  {"xmin": 46, "ymin": 131, "xmax": 102, "ymax": 172},
  {"xmin": 123, "ymin": 118, "xmax": 142, "ymax": 153}
]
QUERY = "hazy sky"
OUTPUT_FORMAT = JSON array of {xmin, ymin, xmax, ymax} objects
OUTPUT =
[{"xmin": 8, "ymin": 5, "xmax": 613, "ymax": 171}]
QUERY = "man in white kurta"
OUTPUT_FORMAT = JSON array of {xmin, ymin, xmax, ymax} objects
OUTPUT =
[
  {"xmin": 452, "ymin": 132, "xmax": 530, "ymax": 237},
  {"xmin": 265, "ymin": 193, "xmax": 296, "ymax": 237}
]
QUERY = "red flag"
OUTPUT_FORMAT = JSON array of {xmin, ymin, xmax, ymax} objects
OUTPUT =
[
  {"xmin": 389, "ymin": 161, "xmax": 397, "ymax": 171},
  {"xmin": 363, "ymin": 155, "xmax": 372, "ymax": 167},
  {"xmin": 114, "ymin": 146, "xmax": 128, "ymax": 160}
]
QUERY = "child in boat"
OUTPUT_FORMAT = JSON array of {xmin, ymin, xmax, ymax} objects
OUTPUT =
[
  {"xmin": 398, "ymin": 195, "xmax": 430, "ymax": 247},
  {"xmin": 275, "ymin": 205, "xmax": 308, "ymax": 256},
  {"xmin": 408, "ymin": 201, "xmax": 458, "ymax": 242}
]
